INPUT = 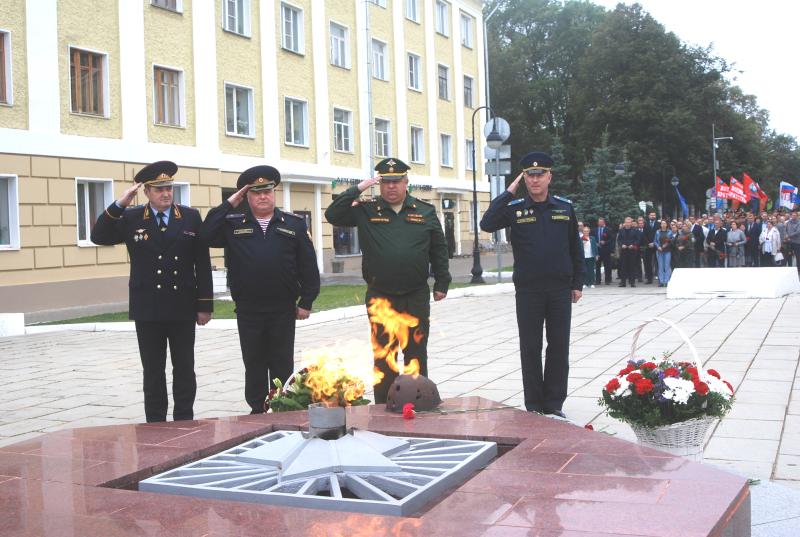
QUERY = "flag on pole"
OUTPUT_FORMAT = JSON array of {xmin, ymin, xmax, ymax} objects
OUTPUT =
[
  {"xmin": 715, "ymin": 177, "xmax": 731, "ymax": 199},
  {"xmin": 779, "ymin": 181, "xmax": 798, "ymax": 210},
  {"xmin": 675, "ymin": 185, "xmax": 689, "ymax": 217}
]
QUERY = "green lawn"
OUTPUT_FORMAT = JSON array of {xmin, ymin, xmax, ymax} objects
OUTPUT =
[{"xmin": 43, "ymin": 282, "xmax": 482, "ymax": 324}]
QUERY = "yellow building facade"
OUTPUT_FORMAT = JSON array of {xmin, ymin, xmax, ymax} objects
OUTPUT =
[{"xmin": 0, "ymin": 0, "xmax": 491, "ymax": 318}]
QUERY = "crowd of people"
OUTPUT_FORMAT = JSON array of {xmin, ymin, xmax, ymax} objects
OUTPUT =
[{"xmin": 577, "ymin": 209, "xmax": 800, "ymax": 289}]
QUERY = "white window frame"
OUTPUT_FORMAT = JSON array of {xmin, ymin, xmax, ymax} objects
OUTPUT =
[
  {"xmin": 460, "ymin": 12, "xmax": 473, "ymax": 48},
  {"xmin": 0, "ymin": 31, "xmax": 12, "ymax": 106},
  {"xmin": 406, "ymin": 0, "xmax": 420, "ymax": 22},
  {"xmin": 435, "ymin": 1, "xmax": 449, "ymax": 36},
  {"xmin": 224, "ymin": 82, "xmax": 255, "ymax": 137},
  {"xmin": 223, "ymin": 0, "xmax": 251, "ymax": 37},
  {"xmin": 152, "ymin": 64, "xmax": 185, "ymax": 127},
  {"xmin": 332, "ymin": 107, "xmax": 353, "ymax": 153},
  {"xmin": 281, "ymin": 2, "xmax": 304, "ymax": 54},
  {"xmin": 440, "ymin": 133, "xmax": 452, "ymax": 167},
  {"xmin": 284, "ymin": 96, "xmax": 309, "ymax": 147},
  {"xmin": 330, "ymin": 21, "xmax": 350, "ymax": 69},
  {"xmin": 410, "ymin": 126, "xmax": 424, "ymax": 164},
  {"xmin": 371, "ymin": 39, "xmax": 388, "ymax": 81},
  {"xmin": 437, "ymin": 64, "xmax": 449, "ymax": 100},
  {"xmin": 150, "ymin": 0, "xmax": 183, "ymax": 13},
  {"xmin": 374, "ymin": 118, "xmax": 391, "ymax": 158},
  {"xmin": 75, "ymin": 177, "xmax": 114, "ymax": 247},
  {"xmin": 465, "ymin": 139, "xmax": 475, "ymax": 171},
  {"xmin": 407, "ymin": 52, "xmax": 421, "ymax": 91},
  {"xmin": 171, "ymin": 182, "xmax": 191, "ymax": 207},
  {"xmin": 463, "ymin": 74, "xmax": 473, "ymax": 108},
  {"xmin": 0, "ymin": 174, "xmax": 20, "ymax": 250},
  {"xmin": 68, "ymin": 45, "xmax": 110, "ymax": 118}
]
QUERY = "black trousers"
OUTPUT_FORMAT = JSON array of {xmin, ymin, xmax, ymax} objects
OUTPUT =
[
  {"xmin": 707, "ymin": 250, "xmax": 723, "ymax": 267},
  {"xmin": 791, "ymin": 243, "xmax": 800, "ymax": 274},
  {"xmin": 515, "ymin": 287, "xmax": 572, "ymax": 412},
  {"xmin": 366, "ymin": 287, "xmax": 430, "ymax": 404},
  {"xmin": 134, "ymin": 320, "xmax": 196, "ymax": 423},
  {"xmin": 643, "ymin": 247, "xmax": 655, "ymax": 282},
  {"xmin": 595, "ymin": 252, "xmax": 612, "ymax": 284},
  {"xmin": 694, "ymin": 249, "xmax": 703, "ymax": 268},
  {"xmin": 619, "ymin": 248, "xmax": 637, "ymax": 285},
  {"xmin": 237, "ymin": 310, "xmax": 296, "ymax": 413}
]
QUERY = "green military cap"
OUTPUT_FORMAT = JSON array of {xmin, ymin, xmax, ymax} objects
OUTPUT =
[{"xmin": 374, "ymin": 158, "xmax": 410, "ymax": 181}]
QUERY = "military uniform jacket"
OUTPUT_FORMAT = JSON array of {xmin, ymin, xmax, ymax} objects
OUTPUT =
[
  {"xmin": 91, "ymin": 203, "xmax": 213, "ymax": 321},
  {"xmin": 616, "ymin": 227, "xmax": 642, "ymax": 250},
  {"xmin": 324, "ymin": 186, "xmax": 451, "ymax": 295},
  {"xmin": 200, "ymin": 202, "xmax": 320, "ymax": 313},
  {"xmin": 480, "ymin": 191, "xmax": 584, "ymax": 291}
]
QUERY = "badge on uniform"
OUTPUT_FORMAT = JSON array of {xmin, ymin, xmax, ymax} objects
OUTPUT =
[
  {"xmin": 233, "ymin": 228, "xmax": 254, "ymax": 235},
  {"xmin": 369, "ymin": 217, "xmax": 390, "ymax": 223},
  {"xmin": 133, "ymin": 229, "xmax": 148, "ymax": 241},
  {"xmin": 515, "ymin": 210, "xmax": 522, "ymax": 217},
  {"xmin": 551, "ymin": 215, "xmax": 569, "ymax": 221},
  {"xmin": 275, "ymin": 227, "xmax": 296, "ymax": 237},
  {"xmin": 516, "ymin": 216, "xmax": 537, "ymax": 223}
]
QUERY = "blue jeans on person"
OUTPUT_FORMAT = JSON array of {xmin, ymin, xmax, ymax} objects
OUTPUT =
[{"xmin": 657, "ymin": 250, "xmax": 671, "ymax": 284}]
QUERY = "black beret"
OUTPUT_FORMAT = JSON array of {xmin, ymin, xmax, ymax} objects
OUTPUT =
[
  {"xmin": 237, "ymin": 165, "xmax": 281, "ymax": 191},
  {"xmin": 519, "ymin": 152, "xmax": 553, "ymax": 175},
  {"xmin": 134, "ymin": 161, "xmax": 177, "ymax": 186},
  {"xmin": 374, "ymin": 157, "xmax": 410, "ymax": 180}
]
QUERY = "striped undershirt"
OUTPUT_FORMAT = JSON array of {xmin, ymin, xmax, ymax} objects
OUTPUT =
[{"xmin": 255, "ymin": 217, "xmax": 270, "ymax": 233}]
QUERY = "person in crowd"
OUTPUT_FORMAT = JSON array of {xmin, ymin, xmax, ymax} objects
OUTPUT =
[
  {"xmin": 759, "ymin": 218, "xmax": 782, "ymax": 267},
  {"xmin": 706, "ymin": 215, "xmax": 727, "ymax": 267},
  {"xmin": 91, "ymin": 161, "xmax": 213, "ymax": 423},
  {"xmin": 595, "ymin": 217, "xmax": 614, "ymax": 285},
  {"xmin": 726, "ymin": 221, "xmax": 746, "ymax": 268},
  {"xmin": 674, "ymin": 220, "xmax": 694, "ymax": 268},
  {"xmin": 641, "ymin": 211, "xmax": 658, "ymax": 284},
  {"xmin": 617, "ymin": 217, "xmax": 640, "ymax": 287},
  {"xmin": 654, "ymin": 220, "xmax": 674, "ymax": 287},
  {"xmin": 635, "ymin": 216, "xmax": 646, "ymax": 282},
  {"xmin": 480, "ymin": 152, "xmax": 583, "ymax": 418},
  {"xmin": 786, "ymin": 211, "xmax": 800, "ymax": 276},
  {"xmin": 776, "ymin": 215, "xmax": 788, "ymax": 267},
  {"xmin": 691, "ymin": 217, "xmax": 706, "ymax": 267},
  {"xmin": 668, "ymin": 221, "xmax": 680, "ymax": 270},
  {"xmin": 743, "ymin": 213, "xmax": 760, "ymax": 267},
  {"xmin": 581, "ymin": 227, "xmax": 598, "ymax": 289},
  {"xmin": 201, "ymin": 165, "xmax": 320, "ymax": 414}
]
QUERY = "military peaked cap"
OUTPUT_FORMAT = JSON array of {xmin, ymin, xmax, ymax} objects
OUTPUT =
[
  {"xmin": 375, "ymin": 157, "xmax": 410, "ymax": 180},
  {"xmin": 520, "ymin": 152, "xmax": 553, "ymax": 175},
  {"xmin": 134, "ymin": 161, "xmax": 177, "ymax": 187},
  {"xmin": 238, "ymin": 165, "xmax": 281, "ymax": 191}
]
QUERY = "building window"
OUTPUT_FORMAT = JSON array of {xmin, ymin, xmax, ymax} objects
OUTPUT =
[
  {"xmin": 410, "ymin": 126, "xmax": 424, "ymax": 164},
  {"xmin": 463, "ymin": 75, "xmax": 473, "ymax": 108},
  {"xmin": 374, "ymin": 118, "xmax": 390, "ymax": 157},
  {"xmin": 0, "ymin": 175, "xmax": 19, "ymax": 250},
  {"xmin": 172, "ymin": 182, "xmax": 190, "ymax": 206},
  {"xmin": 437, "ymin": 64, "xmax": 449, "ymax": 100},
  {"xmin": 407, "ymin": 53, "xmax": 421, "ymax": 91},
  {"xmin": 465, "ymin": 139, "xmax": 475, "ymax": 170},
  {"xmin": 460, "ymin": 13, "xmax": 473, "ymax": 48},
  {"xmin": 69, "ymin": 47, "xmax": 107, "ymax": 116},
  {"xmin": 284, "ymin": 97, "xmax": 308, "ymax": 146},
  {"xmin": 0, "ymin": 32, "xmax": 9, "ymax": 105},
  {"xmin": 371, "ymin": 39, "xmax": 387, "ymax": 81},
  {"xmin": 406, "ymin": 0, "xmax": 419, "ymax": 22},
  {"xmin": 330, "ymin": 22, "xmax": 350, "ymax": 68},
  {"xmin": 225, "ymin": 83, "xmax": 254, "ymax": 137},
  {"xmin": 281, "ymin": 2, "xmax": 304, "ymax": 54},
  {"xmin": 76, "ymin": 178, "xmax": 113, "ymax": 245},
  {"xmin": 151, "ymin": 0, "xmax": 181, "ymax": 12},
  {"xmin": 435, "ymin": 1, "xmax": 448, "ymax": 36},
  {"xmin": 224, "ymin": 0, "xmax": 250, "ymax": 36},
  {"xmin": 440, "ymin": 134, "xmax": 452, "ymax": 167},
  {"xmin": 333, "ymin": 108, "xmax": 352, "ymax": 152},
  {"xmin": 154, "ymin": 67, "xmax": 182, "ymax": 126},
  {"xmin": 333, "ymin": 225, "xmax": 360, "ymax": 255}
]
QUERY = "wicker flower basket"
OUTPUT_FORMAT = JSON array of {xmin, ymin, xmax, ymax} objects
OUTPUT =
[{"xmin": 627, "ymin": 317, "xmax": 717, "ymax": 461}]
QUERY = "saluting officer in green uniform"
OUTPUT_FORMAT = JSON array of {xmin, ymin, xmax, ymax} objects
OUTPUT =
[{"xmin": 325, "ymin": 158, "xmax": 451, "ymax": 403}]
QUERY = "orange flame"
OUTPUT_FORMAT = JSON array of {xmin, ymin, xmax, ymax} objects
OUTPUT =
[
  {"xmin": 302, "ymin": 357, "xmax": 366, "ymax": 406},
  {"xmin": 367, "ymin": 297, "xmax": 421, "ymax": 382}
]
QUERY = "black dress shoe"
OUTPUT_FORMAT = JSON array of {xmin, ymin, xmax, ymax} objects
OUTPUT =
[
  {"xmin": 618, "ymin": 283, "xmax": 626, "ymax": 287},
  {"xmin": 544, "ymin": 408, "xmax": 567, "ymax": 419}
]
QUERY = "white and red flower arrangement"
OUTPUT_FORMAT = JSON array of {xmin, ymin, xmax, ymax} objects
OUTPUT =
[{"xmin": 599, "ymin": 359, "xmax": 734, "ymax": 428}]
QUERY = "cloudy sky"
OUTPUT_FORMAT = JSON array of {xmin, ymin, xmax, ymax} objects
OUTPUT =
[{"xmin": 590, "ymin": 0, "xmax": 800, "ymax": 139}]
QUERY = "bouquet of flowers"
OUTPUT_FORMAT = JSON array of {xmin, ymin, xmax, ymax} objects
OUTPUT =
[
  {"xmin": 265, "ymin": 358, "xmax": 371, "ymax": 412},
  {"xmin": 599, "ymin": 358, "xmax": 734, "ymax": 429}
]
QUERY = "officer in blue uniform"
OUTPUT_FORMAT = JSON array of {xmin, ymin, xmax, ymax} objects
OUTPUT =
[
  {"xmin": 91, "ymin": 160, "xmax": 214, "ymax": 422},
  {"xmin": 200, "ymin": 165, "xmax": 320, "ymax": 414},
  {"xmin": 481, "ymin": 152, "xmax": 583, "ymax": 418}
]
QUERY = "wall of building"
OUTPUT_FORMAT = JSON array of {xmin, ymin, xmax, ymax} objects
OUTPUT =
[{"xmin": 0, "ymin": 0, "xmax": 28, "ymax": 130}]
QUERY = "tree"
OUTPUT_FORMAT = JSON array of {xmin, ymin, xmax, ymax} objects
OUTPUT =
[{"xmin": 549, "ymin": 136, "xmax": 573, "ymax": 196}]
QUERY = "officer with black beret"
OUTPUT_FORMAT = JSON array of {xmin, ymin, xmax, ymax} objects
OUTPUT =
[
  {"xmin": 480, "ymin": 152, "xmax": 583, "ymax": 418},
  {"xmin": 200, "ymin": 165, "xmax": 320, "ymax": 414},
  {"xmin": 91, "ymin": 160, "xmax": 213, "ymax": 423},
  {"xmin": 325, "ymin": 157, "xmax": 451, "ymax": 403}
]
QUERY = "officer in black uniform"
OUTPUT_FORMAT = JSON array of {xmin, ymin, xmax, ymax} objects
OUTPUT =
[
  {"xmin": 91, "ymin": 161, "xmax": 213, "ymax": 423},
  {"xmin": 200, "ymin": 165, "xmax": 320, "ymax": 414},
  {"xmin": 617, "ymin": 216, "xmax": 641, "ymax": 287},
  {"xmin": 480, "ymin": 152, "xmax": 583, "ymax": 418}
]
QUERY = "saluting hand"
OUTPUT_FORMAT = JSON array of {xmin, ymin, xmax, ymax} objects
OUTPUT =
[
  {"xmin": 117, "ymin": 182, "xmax": 143, "ymax": 208},
  {"xmin": 357, "ymin": 176, "xmax": 380, "ymax": 192},
  {"xmin": 227, "ymin": 184, "xmax": 251, "ymax": 208},
  {"xmin": 507, "ymin": 172, "xmax": 524, "ymax": 194}
]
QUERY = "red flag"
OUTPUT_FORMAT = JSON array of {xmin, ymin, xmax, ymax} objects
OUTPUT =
[
  {"xmin": 742, "ymin": 172, "xmax": 756, "ymax": 202},
  {"xmin": 715, "ymin": 176, "xmax": 731, "ymax": 199},
  {"xmin": 729, "ymin": 177, "xmax": 748, "ymax": 205}
]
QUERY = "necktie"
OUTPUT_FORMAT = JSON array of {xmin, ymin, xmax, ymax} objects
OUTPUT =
[{"xmin": 157, "ymin": 212, "xmax": 166, "ymax": 232}]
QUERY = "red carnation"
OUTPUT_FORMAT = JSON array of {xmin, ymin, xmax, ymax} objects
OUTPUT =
[
  {"xmin": 402, "ymin": 403, "xmax": 416, "ymax": 419},
  {"xmin": 663, "ymin": 367, "xmax": 680, "ymax": 378},
  {"xmin": 685, "ymin": 367, "xmax": 699, "ymax": 381},
  {"xmin": 584, "ymin": 424, "xmax": 594, "ymax": 430},
  {"xmin": 605, "ymin": 378, "xmax": 621, "ymax": 393},
  {"xmin": 634, "ymin": 378, "xmax": 654, "ymax": 395},
  {"xmin": 693, "ymin": 381, "xmax": 709, "ymax": 396},
  {"xmin": 626, "ymin": 372, "xmax": 643, "ymax": 383},
  {"xmin": 641, "ymin": 362, "xmax": 657, "ymax": 370},
  {"xmin": 618, "ymin": 365, "xmax": 635, "ymax": 376},
  {"xmin": 707, "ymin": 369, "xmax": 721, "ymax": 379}
]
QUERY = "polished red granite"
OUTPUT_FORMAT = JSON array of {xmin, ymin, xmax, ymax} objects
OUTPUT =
[{"xmin": 0, "ymin": 397, "xmax": 749, "ymax": 537}]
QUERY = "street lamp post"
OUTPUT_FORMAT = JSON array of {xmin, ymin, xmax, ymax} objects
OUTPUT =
[
  {"xmin": 711, "ymin": 123, "xmax": 733, "ymax": 213},
  {"xmin": 470, "ymin": 105, "xmax": 503, "ymax": 284},
  {"xmin": 671, "ymin": 175, "xmax": 680, "ymax": 218},
  {"xmin": 661, "ymin": 164, "xmax": 676, "ymax": 218}
]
